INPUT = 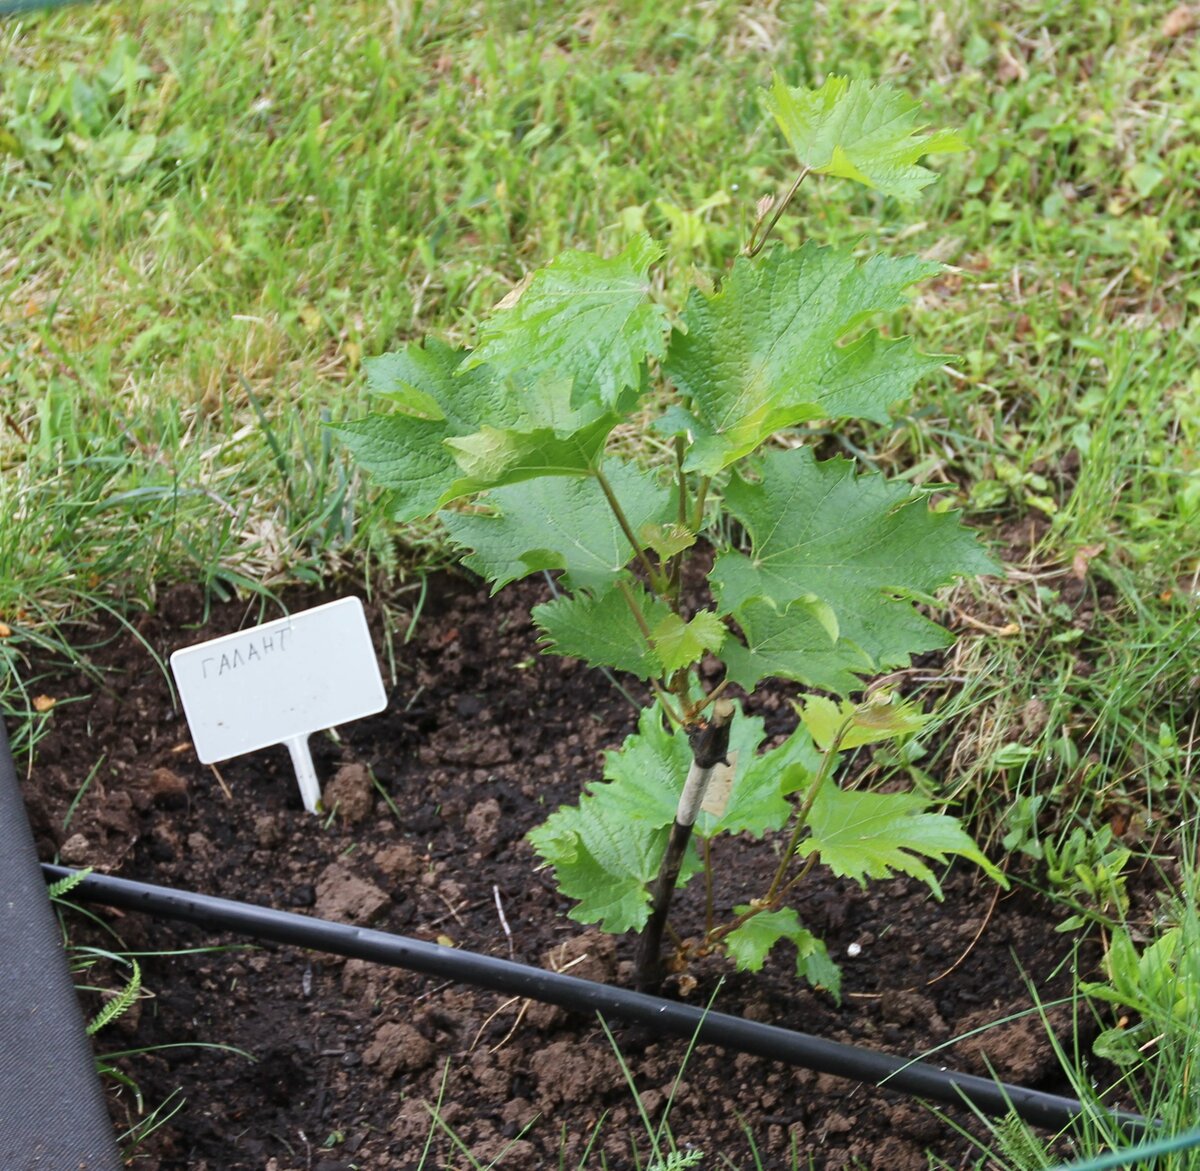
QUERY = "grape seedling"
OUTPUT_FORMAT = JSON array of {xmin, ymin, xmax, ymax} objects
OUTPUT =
[{"xmin": 339, "ymin": 75, "xmax": 1003, "ymax": 994}]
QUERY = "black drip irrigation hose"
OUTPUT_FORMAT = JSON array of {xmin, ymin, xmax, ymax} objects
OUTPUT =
[{"xmin": 43, "ymin": 863, "xmax": 1151, "ymax": 1138}]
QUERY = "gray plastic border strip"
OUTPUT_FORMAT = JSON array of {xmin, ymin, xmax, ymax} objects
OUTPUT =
[{"xmin": 0, "ymin": 719, "xmax": 120, "ymax": 1170}]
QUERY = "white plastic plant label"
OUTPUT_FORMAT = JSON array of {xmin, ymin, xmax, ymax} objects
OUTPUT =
[{"xmin": 170, "ymin": 597, "xmax": 387, "ymax": 814}]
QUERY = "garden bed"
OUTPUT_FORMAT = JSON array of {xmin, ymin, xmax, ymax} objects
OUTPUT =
[{"xmin": 21, "ymin": 574, "xmax": 1089, "ymax": 1170}]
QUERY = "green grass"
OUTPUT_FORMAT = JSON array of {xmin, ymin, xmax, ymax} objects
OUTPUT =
[
  {"xmin": 948, "ymin": 841, "xmax": 1200, "ymax": 1170},
  {"xmin": 3, "ymin": 0, "xmax": 1199, "ymax": 1163}
]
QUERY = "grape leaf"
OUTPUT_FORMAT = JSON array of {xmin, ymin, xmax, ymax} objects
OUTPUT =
[
  {"xmin": 650, "ymin": 610, "xmax": 726, "ymax": 673},
  {"xmin": 440, "ymin": 412, "xmax": 617, "ymax": 500},
  {"xmin": 331, "ymin": 340, "xmax": 496, "ymax": 521},
  {"xmin": 463, "ymin": 234, "xmax": 668, "ymax": 407},
  {"xmin": 357, "ymin": 344, "xmax": 462, "ymax": 418},
  {"xmin": 441, "ymin": 459, "xmax": 672, "ymax": 593},
  {"xmin": 798, "ymin": 693, "xmax": 930, "ymax": 751},
  {"xmin": 334, "ymin": 339, "xmax": 624, "ymax": 516},
  {"xmin": 798, "ymin": 934, "xmax": 844, "ymax": 999},
  {"xmin": 660, "ymin": 244, "xmax": 943, "ymax": 474},
  {"xmin": 529, "ymin": 706, "xmax": 822, "ymax": 932},
  {"xmin": 718, "ymin": 596, "xmax": 873, "ymax": 694},
  {"xmin": 761, "ymin": 74, "xmax": 965, "ymax": 201},
  {"xmin": 638, "ymin": 522, "xmax": 696, "ymax": 562},
  {"xmin": 723, "ymin": 906, "xmax": 841, "ymax": 1000},
  {"xmin": 798, "ymin": 780, "xmax": 1006, "ymax": 898},
  {"xmin": 696, "ymin": 722, "xmax": 821, "ymax": 838},
  {"xmin": 597, "ymin": 704, "xmax": 693, "ymax": 826},
  {"xmin": 528, "ymin": 706, "xmax": 703, "ymax": 933},
  {"xmin": 527, "ymin": 797, "xmax": 674, "ymax": 934},
  {"xmin": 333, "ymin": 411, "xmax": 460, "ymax": 524},
  {"xmin": 711, "ymin": 448, "xmax": 996, "ymax": 689},
  {"xmin": 599, "ymin": 705, "xmax": 817, "ymax": 841},
  {"xmin": 533, "ymin": 582, "xmax": 671, "ymax": 680}
]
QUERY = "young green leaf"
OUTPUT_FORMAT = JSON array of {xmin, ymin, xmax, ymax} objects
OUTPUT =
[
  {"xmin": 798, "ymin": 781, "xmax": 1006, "ymax": 898},
  {"xmin": 711, "ymin": 448, "xmax": 996, "ymax": 690},
  {"xmin": 327, "ymin": 410, "xmax": 454, "ymax": 523},
  {"xmin": 695, "ymin": 721, "xmax": 822, "ymax": 838},
  {"xmin": 598, "ymin": 704, "xmax": 696, "ymax": 824},
  {"xmin": 463, "ymin": 234, "xmax": 668, "ymax": 407},
  {"xmin": 533, "ymin": 581, "xmax": 672, "ymax": 680},
  {"xmin": 660, "ymin": 244, "xmax": 943, "ymax": 474},
  {"xmin": 798, "ymin": 693, "xmax": 931, "ymax": 751},
  {"xmin": 586, "ymin": 703, "xmax": 819, "ymax": 842},
  {"xmin": 761, "ymin": 74, "xmax": 965, "ymax": 201},
  {"xmin": 528, "ymin": 799, "xmax": 675, "ymax": 935},
  {"xmin": 331, "ymin": 340, "xmax": 495, "ymax": 521},
  {"xmin": 441, "ymin": 459, "xmax": 672, "ymax": 593},
  {"xmin": 528, "ymin": 706, "xmax": 705, "ymax": 933},
  {"xmin": 723, "ymin": 906, "xmax": 841, "ymax": 1000},
  {"xmin": 334, "ymin": 339, "xmax": 625, "ymax": 515},
  {"xmin": 440, "ymin": 411, "xmax": 617, "ymax": 499},
  {"xmin": 638, "ymin": 521, "xmax": 696, "ymax": 562},
  {"xmin": 650, "ymin": 610, "xmax": 726, "ymax": 673}
]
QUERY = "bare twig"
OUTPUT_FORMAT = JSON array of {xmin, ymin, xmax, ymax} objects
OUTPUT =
[
  {"xmin": 848, "ymin": 872, "xmax": 1007, "ymax": 1000},
  {"xmin": 492, "ymin": 884, "xmax": 514, "ymax": 960},
  {"xmin": 209, "ymin": 763, "xmax": 233, "ymax": 801}
]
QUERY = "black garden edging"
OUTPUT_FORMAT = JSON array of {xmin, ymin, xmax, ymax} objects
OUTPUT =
[
  {"xmin": 41, "ymin": 861, "xmax": 1151, "ymax": 1139},
  {"xmin": 0, "ymin": 720, "xmax": 122, "ymax": 1171}
]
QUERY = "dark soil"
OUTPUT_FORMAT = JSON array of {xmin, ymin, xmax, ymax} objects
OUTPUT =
[{"xmin": 21, "ymin": 575, "xmax": 1097, "ymax": 1170}]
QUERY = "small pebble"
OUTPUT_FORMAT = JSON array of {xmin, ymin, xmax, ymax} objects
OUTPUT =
[{"xmin": 60, "ymin": 833, "xmax": 91, "ymax": 865}]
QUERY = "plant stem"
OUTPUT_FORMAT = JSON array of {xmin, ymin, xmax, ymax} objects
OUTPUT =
[
  {"xmin": 703, "ymin": 836, "xmax": 715, "ymax": 936},
  {"xmin": 764, "ymin": 718, "xmax": 850, "ymax": 903},
  {"xmin": 704, "ymin": 854, "xmax": 821, "ymax": 951},
  {"xmin": 745, "ymin": 165, "xmax": 811, "ymax": 258},
  {"xmin": 683, "ymin": 678, "xmax": 730, "ymax": 724},
  {"xmin": 675, "ymin": 435, "xmax": 689, "ymax": 529},
  {"xmin": 635, "ymin": 699, "xmax": 735, "ymax": 991},
  {"xmin": 668, "ymin": 436, "xmax": 689, "ymax": 598},
  {"xmin": 594, "ymin": 464, "xmax": 665, "ymax": 593},
  {"xmin": 612, "ymin": 578, "xmax": 683, "ymax": 726},
  {"xmin": 651, "ymin": 683, "xmax": 685, "ymax": 728},
  {"xmin": 690, "ymin": 476, "xmax": 710, "ymax": 535},
  {"xmin": 616, "ymin": 576, "xmax": 656, "ymax": 644}
]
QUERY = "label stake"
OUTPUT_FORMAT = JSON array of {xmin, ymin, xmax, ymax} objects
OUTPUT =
[
  {"xmin": 170, "ymin": 597, "xmax": 388, "ymax": 815},
  {"xmin": 284, "ymin": 735, "xmax": 323, "ymax": 815}
]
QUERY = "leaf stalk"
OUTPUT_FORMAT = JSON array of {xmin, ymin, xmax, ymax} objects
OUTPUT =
[
  {"xmin": 746, "ymin": 165, "xmax": 811, "ymax": 258},
  {"xmin": 594, "ymin": 464, "xmax": 667, "ymax": 594},
  {"xmin": 613, "ymin": 578, "xmax": 683, "ymax": 726},
  {"xmin": 668, "ymin": 435, "xmax": 690, "ymax": 598},
  {"xmin": 689, "ymin": 476, "xmax": 711, "ymax": 535},
  {"xmin": 764, "ymin": 717, "xmax": 851, "ymax": 903}
]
